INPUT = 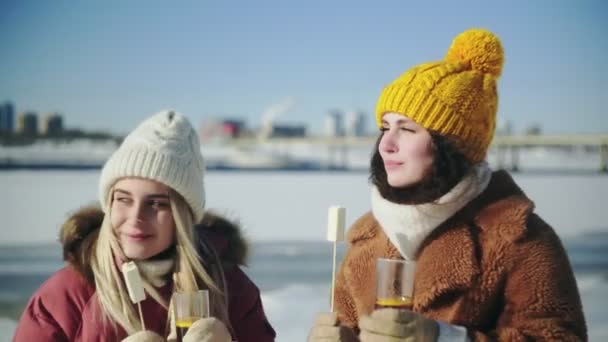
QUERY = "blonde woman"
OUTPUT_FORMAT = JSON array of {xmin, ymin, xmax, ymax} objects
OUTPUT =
[{"xmin": 14, "ymin": 110, "xmax": 275, "ymax": 341}]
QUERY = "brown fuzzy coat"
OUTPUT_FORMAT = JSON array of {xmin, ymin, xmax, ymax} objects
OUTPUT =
[{"xmin": 335, "ymin": 171, "xmax": 587, "ymax": 341}]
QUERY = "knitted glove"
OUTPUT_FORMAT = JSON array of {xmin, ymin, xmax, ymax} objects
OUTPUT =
[
  {"xmin": 308, "ymin": 312, "xmax": 359, "ymax": 342},
  {"xmin": 182, "ymin": 317, "xmax": 232, "ymax": 342},
  {"xmin": 359, "ymin": 309, "xmax": 439, "ymax": 342},
  {"xmin": 121, "ymin": 330, "xmax": 166, "ymax": 342}
]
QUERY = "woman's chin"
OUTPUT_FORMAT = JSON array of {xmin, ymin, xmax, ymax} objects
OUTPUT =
[
  {"xmin": 387, "ymin": 172, "xmax": 424, "ymax": 189},
  {"xmin": 387, "ymin": 177, "xmax": 411, "ymax": 188},
  {"xmin": 122, "ymin": 245, "xmax": 154, "ymax": 260}
]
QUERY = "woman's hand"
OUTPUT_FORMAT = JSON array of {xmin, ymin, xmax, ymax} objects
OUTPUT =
[
  {"xmin": 182, "ymin": 317, "xmax": 231, "ymax": 342},
  {"xmin": 359, "ymin": 309, "xmax": 439, "ymax": 342},
  {"xmin": 308, "ymin": 312, "xmax": 359, "ymax": 342},
  {"xmin": 121, "ymin": 330, "xmax": 166, "ymax": 342}
]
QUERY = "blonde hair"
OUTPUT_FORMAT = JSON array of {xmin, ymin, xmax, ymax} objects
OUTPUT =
[{"xmin": 90, "ymin": 188, "xmax": 230, "ymax": 335}]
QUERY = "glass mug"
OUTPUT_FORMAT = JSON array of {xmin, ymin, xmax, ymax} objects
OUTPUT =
[
  {"xmin": 375, "ymin": 258, "xmax": 416, "ymax": 310},
  {"xmin": 172, "ymin": 290, "xmax": 210, "ymax": 342}
]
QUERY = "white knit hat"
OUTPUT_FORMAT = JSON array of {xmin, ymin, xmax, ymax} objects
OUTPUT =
[{"xmin": 99, "ymin": 110, "xmax": 206, "ymax": 222}]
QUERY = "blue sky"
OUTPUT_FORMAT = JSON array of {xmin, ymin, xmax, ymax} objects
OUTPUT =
[{"xmin": 1, "ymin": 0, "xmax": 606, "ymax": 135}]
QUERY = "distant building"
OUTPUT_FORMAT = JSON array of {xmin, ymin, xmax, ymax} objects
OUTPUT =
[
  {"xmin": 268, "ymin": 124, "xmax": 306, "ymax": 138},
  {"xmin": 220, "ymin": 119, "xmax": 245, "ymax": 138},
  {"xmin": 16, "ymin": 112, "xmax": 38, "ymax": 135},
  {"xmin": 0, "ymin": 102, "xmax": 15, "ymax": 133},
  {"xmin": 345, "ymin": 110, "xmax": 366, "ymax": 137},
  {"xmin": 324, "ymin": 110, "xmax": 344, "ymax": 137},
  {"xmin": 525, "ymin": 124, "xmax": 542, "ymax": 136},
  {"xmin": 41, "ymin": 113, "xmax": 64, "ymax": 136},
  {"xmin": 200, "ymin": 118, "xmax": 246, "ymax": 141}
]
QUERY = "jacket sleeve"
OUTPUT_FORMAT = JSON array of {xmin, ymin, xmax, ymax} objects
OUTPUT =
[
  {"xmin": 226, "ymin": 266, "xmax": 276, "ymax": 342},
  {"xmin": 470, "ymin": 214, "xmax": 587, "ymax": 341},
  {"xmin": 13, "ymin": 267, "xmax": 90, "ymax": 342},
  {"xmin": 13, "ymin": 294, "xmax": 69, "ymax": 342}
]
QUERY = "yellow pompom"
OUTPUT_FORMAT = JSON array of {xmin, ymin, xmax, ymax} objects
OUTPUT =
[{"xmin": 445, "ymin": 28, "xmax": 504, "ymax": 77}]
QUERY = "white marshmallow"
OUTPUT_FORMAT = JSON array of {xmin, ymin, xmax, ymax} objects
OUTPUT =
[
  {"xmin": 121, "ymin": 261, "xmax": 146, "ymax": 303},
  {"xmin": 326, "ymin": 206, "xmax": 345, "ymax": 242}
]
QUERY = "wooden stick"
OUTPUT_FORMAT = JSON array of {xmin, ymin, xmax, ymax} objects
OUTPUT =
[
  {"xmin": 137, "ymin": 302, "xmax": 146, "ymax": 330},
  {"xmin": 330, "ymin": 241, "xmax": 338, "ymax": 312},
  {"xmin": 327, "ymin": 206, "xmax": 345, "ymax": 312}
]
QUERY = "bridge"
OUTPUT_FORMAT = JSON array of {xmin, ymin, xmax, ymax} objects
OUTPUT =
[
  {"xmin": 491, "ymin": 134, "xmax": 608, "ymax": 172},
  {"xmin": 224, "ymin": 134, "xmax": 608, "ymax": 172}
]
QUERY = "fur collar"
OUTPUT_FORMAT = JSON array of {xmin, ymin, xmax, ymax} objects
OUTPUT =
[{"xmin": 59, "ymin": 206, "xmax": 249, "ymax": 281}]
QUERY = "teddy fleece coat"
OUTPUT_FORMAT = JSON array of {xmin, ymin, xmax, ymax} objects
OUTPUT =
[
  {"xmin": 13, "ymin": 207, "xmax": 276, "ymax": 342},
  {"xmin": 335, "ymin": 171, "xmax": 587, "ymax": 341}
]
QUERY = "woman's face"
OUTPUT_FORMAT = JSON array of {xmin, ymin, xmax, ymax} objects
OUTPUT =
[
  {"xmin": 378, "ymin": 112, "xmax": 434, "ymax": 188},
  {"xmin": 111, "ymin": 178, "xmax": 176, "ymax": 260}
]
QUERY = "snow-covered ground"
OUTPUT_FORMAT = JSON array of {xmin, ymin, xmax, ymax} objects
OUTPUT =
[{"xmin": 1, "ymin": 170, "xmax": 607, "ymax": 340}]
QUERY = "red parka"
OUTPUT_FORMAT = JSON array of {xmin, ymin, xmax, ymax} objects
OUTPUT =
[{"xmin": 13, "ymin": 207, "xmax": 276, "ymax": 342}]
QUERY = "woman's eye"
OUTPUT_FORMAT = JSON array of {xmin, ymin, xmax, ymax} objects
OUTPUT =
[
  {"xmin": 115, "ymin": 197, "xmax": 131, "ymax": 203},
  {"xmin": 149, "ymin": 200, "xmax": 169, "ymax": 209},
  {"xmin": 400, "ymin": 127, "xmax": 415, "ymax": 133},
  {"xmin": 379, "ymin": 127, "xmax": 389, "ymax": 132}
]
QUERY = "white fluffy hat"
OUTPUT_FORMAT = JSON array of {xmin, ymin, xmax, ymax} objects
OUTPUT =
[{"xmin": 99, "ymin": 110, "xmax": 206, "ymax": 222}]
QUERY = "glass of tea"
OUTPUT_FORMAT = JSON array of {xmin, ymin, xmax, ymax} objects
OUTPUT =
[
  {"xmin": 172, "ymin": 290, "xmax": 210, "ymax": 342},
  {"xmin": 375, "ymin": 258, "xmax": 416, "ymax": 310}
]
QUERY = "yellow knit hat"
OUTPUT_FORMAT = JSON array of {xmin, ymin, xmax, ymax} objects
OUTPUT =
[{"xmin": 375, "ymin": 28, "xmax": 504, "ymax": 163}]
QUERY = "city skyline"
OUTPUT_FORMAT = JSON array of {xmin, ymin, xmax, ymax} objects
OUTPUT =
[{"xmin": 1, "ymin": 0, "xmax": 606, "ymax": 136}]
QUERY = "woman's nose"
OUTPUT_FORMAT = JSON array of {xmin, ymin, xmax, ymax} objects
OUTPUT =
[
  {"xmin": 379, "ymin": 130, "xmax": 398, "ymax": 153},
  {"xmin": 131, "ymin": 202, "xmax": 146, "ymax": 222}
]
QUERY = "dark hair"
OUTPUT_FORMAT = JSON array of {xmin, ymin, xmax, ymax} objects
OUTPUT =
[{"xmin": 369, "ymin": 132, "xmax": 471, "ymax": 204}]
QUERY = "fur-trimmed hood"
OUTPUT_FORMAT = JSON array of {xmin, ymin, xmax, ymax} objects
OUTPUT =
[{"xmin": 59, "ymin": 206, "xmax": 249, "ymax": 280}]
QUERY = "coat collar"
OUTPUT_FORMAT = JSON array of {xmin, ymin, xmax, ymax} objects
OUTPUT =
[{"xmin": 348, "ymin": 170, "xmax": 535, "ymax": 312}]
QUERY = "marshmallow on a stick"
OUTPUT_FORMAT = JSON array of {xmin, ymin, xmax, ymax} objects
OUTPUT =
[
  {"xmin": 326, "ymin": 206, "xmax": 345, "ymax": 242},
  {"xmin": 121, "ymin": 261, "xmax": 146, "ymax": 303}
]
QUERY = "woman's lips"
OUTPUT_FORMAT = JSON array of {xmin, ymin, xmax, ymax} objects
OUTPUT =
[
  {"xmin": 384, "ymin": 160, "xmax": 403, "ymax": 170},
  {"xmin": 124, "ymin": 232, "xmax": 152, "ymax": 242}
]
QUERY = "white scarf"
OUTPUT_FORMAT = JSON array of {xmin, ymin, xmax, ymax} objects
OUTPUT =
[
  {"xmin": 371, "ymin": 162, "xmax": 492, "ymax": 260},
  {"xmin": 135, "ymin": 258, "xmax": 175, "ymax": 288}
]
